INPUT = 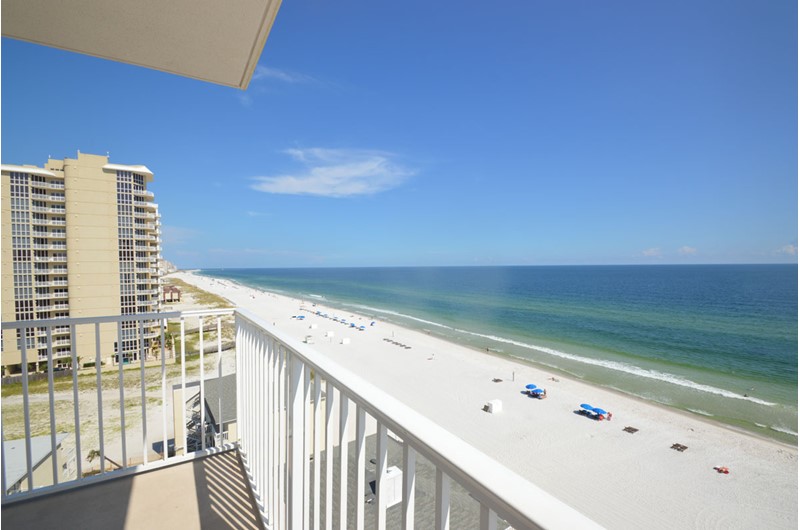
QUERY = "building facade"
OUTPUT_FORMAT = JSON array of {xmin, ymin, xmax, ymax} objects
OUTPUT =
[{"xmin": 1, "ymin": 152, "xmax": 162, "ymax": 372}]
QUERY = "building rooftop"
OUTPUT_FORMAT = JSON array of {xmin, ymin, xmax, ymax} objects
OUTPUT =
[{"xmin": 3, "ymin": 433, "xmax": 69, "ymax": 489}]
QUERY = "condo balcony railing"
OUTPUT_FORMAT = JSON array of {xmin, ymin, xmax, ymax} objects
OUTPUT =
[{"xmin": 1, "ymin": 310, "xmax": 598, "ymax": 530}]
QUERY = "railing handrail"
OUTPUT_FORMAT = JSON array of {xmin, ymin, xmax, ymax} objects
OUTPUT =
[
  {"xmin": 1, "ymin": 309, "xmax": 235, "ymax": 331},
  {"xmin": 235, "ymin": 308, "xmax": 599, "ymax": 530}
]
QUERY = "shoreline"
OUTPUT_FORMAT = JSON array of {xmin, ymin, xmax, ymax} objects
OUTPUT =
[
  {"xmin": 192, "ymin": 270, "xmax": 796, "ymax": 448},
  {"xmin": 170, "ymin": 270, "xmax": 798, "ymax": 529}
]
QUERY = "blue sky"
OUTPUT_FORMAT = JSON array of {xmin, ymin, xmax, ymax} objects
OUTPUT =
[{"xmin": 2, "ymin": 1, "xmax": 797, "ymax": 268}]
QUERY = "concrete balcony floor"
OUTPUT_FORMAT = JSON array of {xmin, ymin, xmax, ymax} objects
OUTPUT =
[{"xmin": 1, "ymin": 450, "xmax": 263, "ymax": 530}]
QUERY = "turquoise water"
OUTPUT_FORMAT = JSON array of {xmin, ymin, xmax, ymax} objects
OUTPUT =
[{"xmin": 199, "ymin": 265, "xmax": 798, "ymax": 444}]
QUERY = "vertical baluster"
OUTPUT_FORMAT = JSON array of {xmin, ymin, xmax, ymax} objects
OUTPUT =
[
  {"xmin": 376, "ymin": 423, "xmax": 388, "ymax": 530},
  {"xmin": 70, "ymin": 323, "xmax": 82, "ymax": 479},
  {"xmin": 258, "ymin": 328, "xmax": 265, "ymax": 496},
  {"xmin": 435, "ymin": 469, "xmax": 451, "ymax": 530},
  {"xmin": 117, "ymin": 320, "xmax": 127, "ymax": 467},
  {"xmin": 216, "ymin": 316, "xmax": 223, "ymax": 445},
  {"xmin": 199, "ymin": 316, "xmax": 205, "ymax": 452},
  {"xmin": 402, "ymin": 443, "xmax": 416, "ymax": 530},
  {"xmin": 20, "ymin": 331, "xmax": 33, "ymax": 490},
  {"xmin": 1, "ymin": 426, "xmax": 7, "ymax": 497},
  {"xmin": 355, "ymin": 407, "xmax": 366, "ymax": 530},
  {"xmin": 324, "ymin": 380, "xmax": 334, "ymax": 530},
  {"xmin": 261, "ymin": 332, "xmax": 269, "ymax": 510},
  {"xmin": 180, "ymin": 317, "xmax": 187, "ymax": 455},
  {"xmin": 95, "ymin": 323, "xmax": 105, "ymax": 474},
  {"xmin": 289, "ymin": 353, "xmax": 305, "ymax": 528},
  {"xmin": 278, "ymin": 345, "xmax": 287, "ymax": 529},
  {"xmin": 270, "ymin": 337, "xmax": 278, "ymax": 527},
  {"xmin": 303, "ymin": 364, "xmax": 311, "ymax": 526},
  {"xmin": 46, "ymin": 326, "xmax": 58, "ymax": 484},
  {"xmin": 235, "ymin": 315, "xmax": 242, "ymax": 453},
  {"xmin": 312, "ymin": 373, "xmax": 322, "ymax": 530},
  {"xmin": 161, "ymin": 318, "xmax": 167, "ymax": 461},
  {"xmin": 140, "ymin": 319, "xmax": 148, "ymax": 465},
  {"xmin": 338, "ymin": 392, "xmax": 350, "ymax": 530},
  {"xmin": 480, "ymin": 505, "xmax": 498, "ymax": 530}
]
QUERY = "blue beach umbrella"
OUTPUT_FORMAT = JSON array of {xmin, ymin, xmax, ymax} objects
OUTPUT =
[
  {"xmin": 592, "ymin": 408, "xmax": 607, "ymax": 415},
  {"xmin": 532, "ymin": 388, "xmax": 544, "ymax": 394},
  {"xmin": 525, "ymin": 384, "xmax": 537, "ymax": 390},
  {"xmin": 580, "ymin": 403, "xmax": 594, "ymax": 411}
]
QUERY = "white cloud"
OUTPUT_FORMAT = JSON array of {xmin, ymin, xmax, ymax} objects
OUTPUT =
[
  {"xmin": 777, "ymin": 244, "xmax": 797, "ymax": 256},
  {"xmin": 678, "ymin": 246, "xmax": 697, "ymax": 255},
  {"xmin": 641, "ymin": 247, "xmax": 662, "ymax": 257},
  {"xmin": 251, "ymin": 148, "xmax": 414, "ymax": 198},
  {"xmin": 252, "ymin": 66, "xmax": 315, "ymax": 84}
]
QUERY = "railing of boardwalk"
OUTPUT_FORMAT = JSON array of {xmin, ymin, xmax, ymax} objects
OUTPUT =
[
  {"xmin": 1, "ymin": 309, "xmax": 235, "ymax": 503},
  {"xmin": 235, "ymin": 309, "xmax": 600, "ymax": 530}
]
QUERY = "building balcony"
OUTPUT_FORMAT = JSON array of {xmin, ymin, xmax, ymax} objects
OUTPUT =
[
  {"xmin": 45, "ymin": 232, "xmax": 67, "ymax": 240},
  {"xmin": 133, "ymin": 189, "xmax": 155, "ymax": 199},
  {"xmin": 36, "ymin": 267, "xmax": 68, "ymax": 275},
  {"xmin": 0, "ymin": 309, "xmax": 596, "ymax": 530}
]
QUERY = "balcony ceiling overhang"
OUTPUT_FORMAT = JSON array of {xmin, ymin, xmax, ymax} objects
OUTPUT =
[{"xmin": 1, "ymin": 0, "xmax": 282, "ymax": 89}]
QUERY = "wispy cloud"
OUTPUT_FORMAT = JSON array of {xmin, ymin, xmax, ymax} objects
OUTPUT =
[
  {"xmin": 777, "ymin": 244, "xmax": 797, "ymax": 256},
  {"xmin": 678, "ymin": 246, "xmax": 697, "ymax": 255},
  {"xmin": 252, "ymin": 66, "xmax": 316, "ymax": 84},
  {"xmin": 641, "ymin": 247, "xmax": 662, "ymax": 257},
  {"xmin": 251, "ymin": 148, "xmax": 414, "ymax": 198},
  {"xmin": 246, "ymin": 211, "xmax": 268, "ymax": 218}
]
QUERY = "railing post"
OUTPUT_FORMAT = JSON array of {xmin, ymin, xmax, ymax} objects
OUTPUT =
[
  {"xmin": 20, "ymin": 328, "xmax": 33, "ymax": 491},
  {"xmin": 376, "ymin": 423, "xmax": 388, "ymax": 530},
  {"xmin": 355, "ymin": 407, "xmax": 366, "ymax": 530},
  {"xmin": 117, "ymin": 320, "xmax": 127, "ymax": 468},
  {"xmin": 480, "ymin": 505, "xmax": 498, "ymax": 530},
  {"xmin": 324, "ymin": 380, "xmax": 334, "ymax": 530},
  {"xmin": 435, "ymin": 469, "xmax": 450, "ymax": 530},
  {"xmin": 289, "ymin": 352, "xmax": 305, "ymax": 529},
  {"xmin": 180, "ymin": 317, "xmax": 187, "ymax": 455},
  {"xmin": 312, "ymin": 374, "xmax": 322, "ymax": 530},
  {"xmin": 95, "ymin": 323, "xmax": 105, "ymax": 474},
  {"xmin": 402, "ymin": 443, "xmax": 416, "ymax": 530},
  {"xmin": 303, "ymin": 365, "xmax": 312, "ymax": 526},
  {"xmin": 161, "ymin": 318, "xmax": 167, "ymax": 461},
  {"xmin": 139, "ymin": 319, "xmax": 148, "ymax": 465},
  {"xmin": 70, "ymin": 323, "xmax": 82, "ymax": 479},
  {"xmin": 338, "ymin": 392, "xmax": 349, "ymax": 530},
  {"xmin": 199, "ymin": 316, "xmax": 205, "ymax": 451},
  {"xmin": 46, "ymin": 326, "xmax": 58, "ymax": 484}
]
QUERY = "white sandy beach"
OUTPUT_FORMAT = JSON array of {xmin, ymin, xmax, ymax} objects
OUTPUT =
[{"xmin": 172, "ymin": 270, "xmax": 797, "ymax": 529}]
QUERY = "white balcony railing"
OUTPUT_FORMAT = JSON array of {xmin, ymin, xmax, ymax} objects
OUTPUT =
[{"xmin": 0, "ymin": 310, "xmax": 597, "ymax": 529}]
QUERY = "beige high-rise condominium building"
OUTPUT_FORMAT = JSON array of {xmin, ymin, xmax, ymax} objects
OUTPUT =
[{"xmin": 1, "ymin": 152, "xmax": 162, "ymax": 373}]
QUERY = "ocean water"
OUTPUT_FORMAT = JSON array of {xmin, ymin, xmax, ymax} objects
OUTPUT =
[{"xmin": 199, "ymin": 265, "xmax": 798, "ymax": 444}]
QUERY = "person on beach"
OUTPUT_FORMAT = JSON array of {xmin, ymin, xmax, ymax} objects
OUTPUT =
[
  {"xmin": 542, "ymin": 389, "xmax": 547, "ymax": 398},
  {"xmin": 608, "ymin": 411, "xmax": 613, "ymax": 421}
]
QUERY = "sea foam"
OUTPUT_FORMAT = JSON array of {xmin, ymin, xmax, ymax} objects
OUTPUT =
[{"xmin": 359, "ymin": 304, "xmax": 778, "ymax": 407}]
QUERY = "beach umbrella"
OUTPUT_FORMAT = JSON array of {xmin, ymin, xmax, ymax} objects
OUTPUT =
[
  {"xmin": 592, "ymin": 408, "xmax": 607, "ymax": 415},
  {"xmin": 532, "ymin": 388, "xmax": 544, "ymax": 394},
  {"xmin": 580, "ymin": 403, "xmax": 594, "ymax": 411},
  {"xmin": 525, "ymin": 384, "xmax": 537, "ymax": 390}
]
